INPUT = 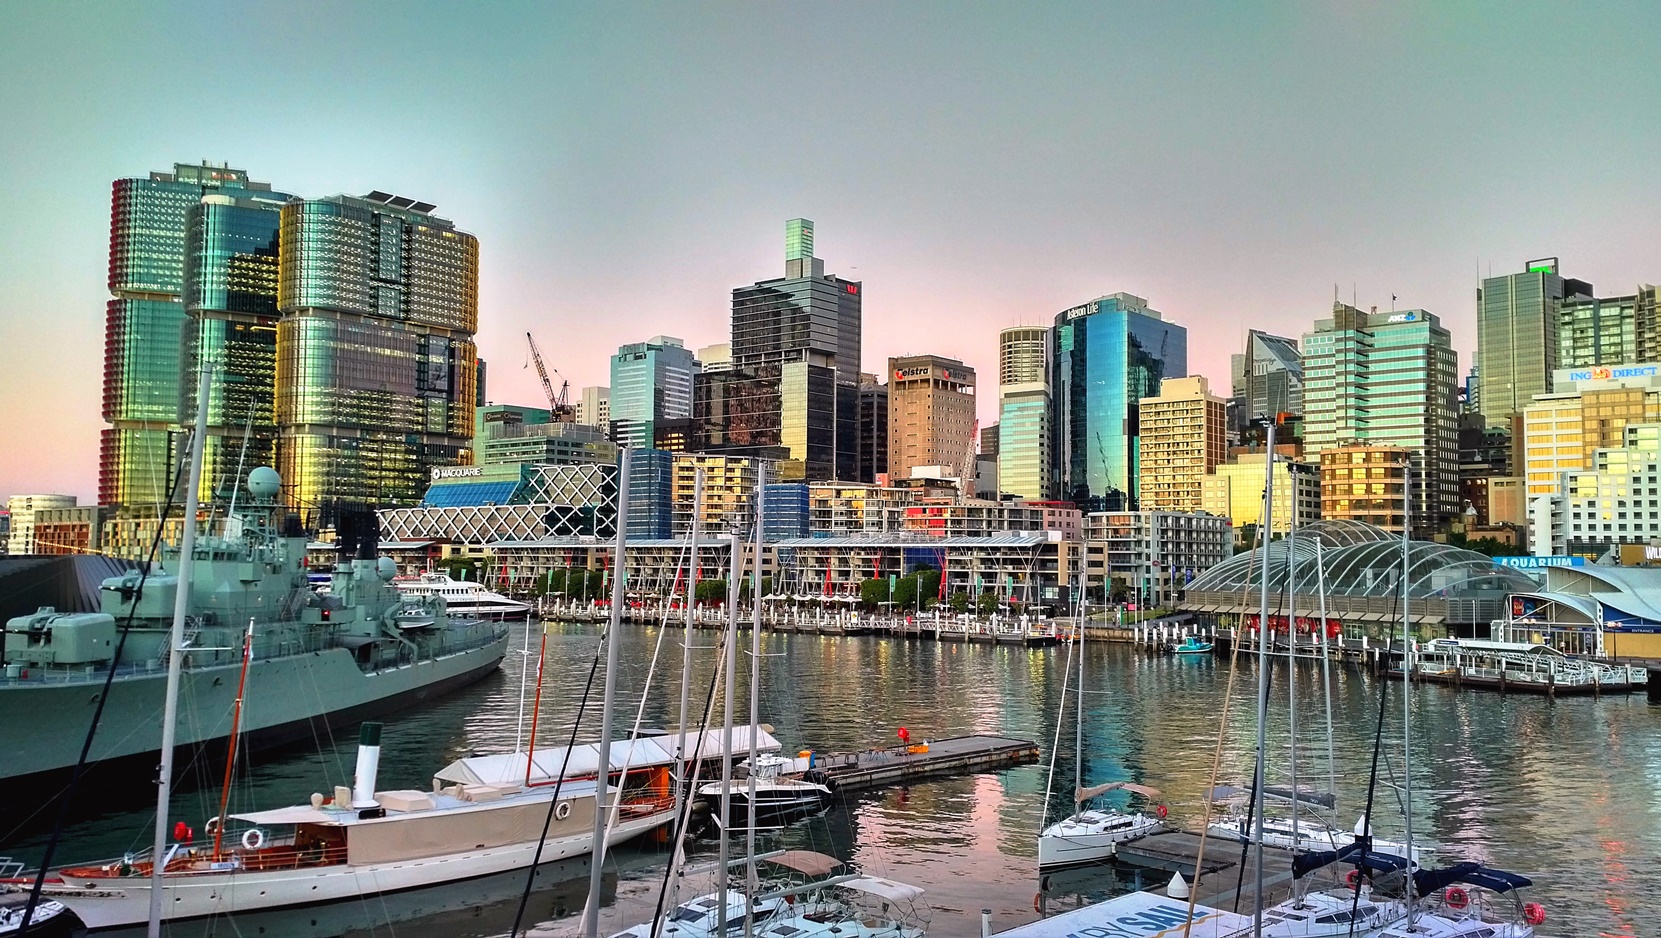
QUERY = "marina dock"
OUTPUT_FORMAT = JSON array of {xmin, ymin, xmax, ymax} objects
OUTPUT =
[{"xmin": 807, "ymin": 734, "xmax": 1041, "ymax": 792}]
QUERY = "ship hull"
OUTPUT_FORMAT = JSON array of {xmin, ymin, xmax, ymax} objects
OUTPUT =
[{"xmin": 0, "ymin": 634, "xmax": 509, "ymax": 802}]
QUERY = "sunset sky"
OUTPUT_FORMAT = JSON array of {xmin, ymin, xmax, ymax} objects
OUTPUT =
[{"xmin": 3, "ymin": 1, "xmax": 1660, "ymax": 501}]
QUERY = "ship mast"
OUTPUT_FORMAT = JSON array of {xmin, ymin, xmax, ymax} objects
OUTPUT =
[{"xmin": 147, "ymin": 360, "xmax": 212, "ymax": 937}]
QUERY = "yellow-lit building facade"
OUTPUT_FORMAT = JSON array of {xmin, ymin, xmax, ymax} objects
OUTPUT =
[
  {"xmin": 1200, "ymin": 453, "xmax": 1321, "ymax": 543},
  {"xmin": 1137, "ymin": 376, "xmax": 1227, "ymax": 512},
  {"xmin": 1522, "ymin": 364, "xmax": 1661, "ymax": 498}
]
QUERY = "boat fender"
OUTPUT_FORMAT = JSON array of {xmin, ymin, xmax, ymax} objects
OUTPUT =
[
  {"xmin": 1444, "ymin": 887, "xmax": 1469, "ymax": 910},
  {"xmin": 1033, "ymin": 892, "xmax": 1042, "ymax": 915},
  {"xmin": 555, "ymin": 801, "xmax": 572, "ymax": 820},
  {"xmin": 1345, "ymin": 869, "xmax": 1361, "ymax": 888},
  {"xmin": 1522, "ymin": 902, "xmax": 1546, "ymax": 926},
  {"xmin": 1155, "ymin": 804, "xmax": 1169, "ymax": 820},
  {"xmin": 204, "ymin": 815, "xmax": 221, "ymax": 833},
  {"xmin": 241, "ymin": 828, "xmax": 265, "ymax": 851}
]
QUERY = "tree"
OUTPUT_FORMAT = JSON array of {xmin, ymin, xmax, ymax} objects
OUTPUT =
[
  {"xmin": 916, "ymin": 570, "xmax": 942, "ymax": 608},
  {"xmin": 586, "ymin": 569, "xmax": 607, "ymax": 598},
  {"xmin": 1446, "ymin": 532, "xmax": 1527, "ymax": 558},
  {"xmin": 541, "ymin": 568, "xmax": 567, "ymax": 597},
  {"xmin": 442, "ymin": 557, "xmax": 482, "ymax": 582},
  {"xmin": 948, "ymin": 591, "xmax": 970, "ymax": 614},
  {"xmin": 1108, "ymin": 576, "xmax": 1131, "ymax": 603},
  {"xmin": 891, "ymin": 574, "xmax": 919, "ymax": 610},
  {"xmin": 860, "ymin": 577, "xmax": 889, "ymax": 608},
  {"xmin": 975, "ymin": 592, "xmax": 999, "ymax": 616},
  {"xmin": 695, "ymin": 579, "xmax": 726, "ymax": 604}
]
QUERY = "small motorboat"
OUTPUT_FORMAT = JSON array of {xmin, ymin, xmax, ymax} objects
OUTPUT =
[
  {"xmin": 0, "ymin": 892, "xmax": 80, "ymax": 937},
  {"xmin": 1167, "ymin": 636, "xmax": 1215, "ymax": 655}
]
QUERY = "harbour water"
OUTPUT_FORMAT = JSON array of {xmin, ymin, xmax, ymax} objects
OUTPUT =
[{"xmin": 5, "ymin": 619, "xmax": 1653, "ymax": 937}]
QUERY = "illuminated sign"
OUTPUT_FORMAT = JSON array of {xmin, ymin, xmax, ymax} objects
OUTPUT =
[
  {"xmin": 431, "ymin": 465, "xmax": 484, "ymax": 480},
  {"xmin": 1565, "ymin": 364, "xmax": 1660, "ymax": 383},
  {"xmin": 1385, "ymin": 312, "xmax": 1418, "ymax": 323},
  {"xmin": 1062, "ymin": 304, "xmax": 1094, "ymax": 321},
  {"xmin": 1494, "ymin": 556, "xmax": 1584, "ymax": 568},
  {"xmin": 845, "ymin": 284, "xmax": 858, "ymax": 294}
]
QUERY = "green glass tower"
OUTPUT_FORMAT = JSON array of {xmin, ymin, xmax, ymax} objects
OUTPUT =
[
  {"xmin": 1476, "ymin": 258, "xmax": 1593, "ymax": 429},
  {"xmin": 101, "ymin": 162, "xmax": 282, "ymax": 510},
  {"xmin": 276, "ymin": 193, "xmax": 479, "ymax": 510}
]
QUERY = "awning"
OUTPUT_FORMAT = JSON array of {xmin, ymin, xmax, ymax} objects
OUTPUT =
[
  {"xmin": 765, "ymin": 850, "xmax": 842, "ymax": 877},
  {"xmin": 841, "ymin": 876, "xmax": 924, "ymax": 903},
  {"xmin": 434, "ymin": 738, "xmax": 676, "ymax": 787},
  {"xmin": 229, "ymin": 805, "xmax": 342, "ymax": 826}
]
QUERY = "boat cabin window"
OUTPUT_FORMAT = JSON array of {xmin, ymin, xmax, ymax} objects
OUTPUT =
[{"xmin": 1314, "ymin": 911, "xmax": 1353, "ymax": 924}]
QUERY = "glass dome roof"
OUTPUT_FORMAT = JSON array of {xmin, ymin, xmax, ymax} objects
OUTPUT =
[{"xmin": 1187, "ymin": 522, "xmax": 1537, "ymax": 598}]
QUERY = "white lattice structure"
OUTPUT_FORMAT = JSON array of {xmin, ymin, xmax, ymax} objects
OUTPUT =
[{"xmin": 379, "ymin": 463, "xmax": 620, "ymax": 545}]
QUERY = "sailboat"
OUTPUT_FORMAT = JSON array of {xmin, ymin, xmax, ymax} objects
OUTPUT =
[{"xmin": 1037, "ymin": 598, "xmax": 1165, "ymax": 868}]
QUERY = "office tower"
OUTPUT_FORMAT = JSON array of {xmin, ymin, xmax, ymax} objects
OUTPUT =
[
  {"xmin": 886, "ymin": 355, "xmax": 976, "ymax": 491},
  {"xmin": 697, "ymin": 343, "xmax": 733, "ymax": 373},
  {"xmin": 1558, "ymin": 293, "xmax": 1636, "ymax": 368},
  {"xmin": 1050, "ymin": 294, "xmax": 1186, "ymax": 512},
  {"xmin": 726, "ymin": 219, "xmax": 862, "ymax": 480},
  {"xmin": 6, "ymin": 495, "xmax": 77, "ymax": 555},
  {"xmin": 998, "ymin": 326, "xmax": 1050, "ymax": 500},
  {"xmin": 1137, "ymin": 376, "xmax": 1226, "ymax": 512},
  {"xmin": 1302, "ymin": 304, "xmax": 1460, "ymax": 529},
  {"xmin": 1521, "ymin": 364, "xmax": 1661, "ymax": 497},
  {"xmin": 101, "ymin": 162, "xmax": 282, "ymax": 510},
  {"xmin": 1200, "ymin": 453, "xmax": 1321, "ymax": 544},
  {"xmin": 1319, "ymin": 445, "xmax": 1412, "ymax": 534},
  {"xmin": 1230, "ymin": 330, "xmax": 1303, "ymax": 433},
  {"xmin": 609, "ymin": 336, "xmax": 698, "ymax": 448},
  {"xmin": 181, "ymin": 186, "xmax": 294, "ymax": 500},
  {"xmin": 276, "ymin": 192, "xmax": 479, "ymax": 509},
  {"xmin": 474, "ymin": 404, "xmax": 615, "ymax": 467},
  {"xmin": 626, "ymin": 448, "xmax": 675, "ymax": 539},
  {"xmin": 575, "ymin": 386, "xmax": 610, "ymax": 428},
  {"xmin": 1476, "ymin": 258, "xmax": 1593, "ymax": 429},
  {"xmin": 856, "ymin": 373, "xmax": 888, "ymax": 483},
  {"xmin": 0, "ymin": 510, "xmax": 8, "ymax": 555}
]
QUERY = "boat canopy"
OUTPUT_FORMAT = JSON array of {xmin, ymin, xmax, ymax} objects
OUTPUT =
[
  {"xmin": 1291, "ymin": 843, "xmax": 1411, "ymax": 879},
  {"xmin": 657, "ymin": 725, "xmax": 783, "ymax": 761},
  {"xmin": 229, "ymin": 805, "xmax": 342, "ymax": 826},
  {"xmin": 764, "ymin": 850, "xmax": 843, "ymax": 877},
  {"xmin": 434, "ymin": 738, "xmax": 676, "ymax": 787},
  {"xmin": 1413, "ymin": 863, "xmax": 1532, "ymax": 896},
  {"xmin": 1075, "ymin": 781, "xmax": 1161, "ymax": 802},
  {"xmin": 841, "ymin": 876, "xmax": 924, "ymax": 903}
]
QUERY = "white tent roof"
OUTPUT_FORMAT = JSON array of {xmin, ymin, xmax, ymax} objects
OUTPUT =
[
  {"xmin": 659, "ymin": 725, "xmax": 783, "ymax": 761},
  {"xmin": 433, "ymin": 738, "xmax": 676, "ymax": 788},
  {"xmin": 842, "ymin": 876, "xmax": 924, "ymax": 903}
]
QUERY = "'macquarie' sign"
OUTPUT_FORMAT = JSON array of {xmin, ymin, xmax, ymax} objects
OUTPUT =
[{"xmin": 995, "ymin": 892, "xmax": 1252, "ymax": 938}]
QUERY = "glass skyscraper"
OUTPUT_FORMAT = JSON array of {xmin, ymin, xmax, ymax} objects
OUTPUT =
[
  {"xmin": 1050, "ymin": 294, "xmax": 1186, "ymax": 512},
  {"xmin": 1476, "ymin": 258, "xmax": 1593, "ymax": 429},
  {"xmin": 1302, "ymin": 304, "xmax": 1460, "ymax": 528},
  {"xmin": 997, "ymin": 326, "xmax": 1050, "ymax": 500},
  {"xmin": 101, "ymin": 162, "xmax": 282, "ymax": 510},
  {"xmin": 609, "ymin": 336, "xmax": 699, "ymax": 449},
  {"xmin": 276, "ymin": 192, "xmax": 479, "ymax": 510}
]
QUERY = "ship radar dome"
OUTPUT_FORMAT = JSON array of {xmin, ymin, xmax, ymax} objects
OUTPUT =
[{"xmin": 247, "ymin": 466, "xmax": 281, "ymax": 499}]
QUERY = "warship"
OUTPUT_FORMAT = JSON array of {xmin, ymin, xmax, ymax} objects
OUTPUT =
[{"xmin": 0, "ymin": 467, "xmax": 511, "ymax": 800}]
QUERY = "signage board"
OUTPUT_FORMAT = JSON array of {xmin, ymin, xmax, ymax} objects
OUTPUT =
[
  {"xmin": 431, "ymin": 465, "xmax": 484, "ymax": 480},
  {"xmin": 994, "ymin": 891, "xmax": 1252, "ymax": 938},
  {"xmin": 1494, "ymin": 555, "xmax": 1584, "ymax": 569},
  {"xmin": 1385, "ymin": 312, "xmax": 1418, "ymax": 323},
  {"xmin": 1555, "ymin": 362, "xmax": 1661, "ymax": 386}
]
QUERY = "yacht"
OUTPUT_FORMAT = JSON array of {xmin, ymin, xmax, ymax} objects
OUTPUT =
[
  {"xmin": 395, "ymin": 571, "xmax": 532, "ymax": 619},
  {"xmin": 1038, "ymin": 781, "xmax": 1165, "ymax": 867},
  {"xmin": 698, "ymin": 753, "xmax": 833, "ymax": 830},
  {"xmin": 1207, "ymin": 814, "xmax": 1423, "ymax": 865},
  {"xmin": 1377, "ymin": 864, "xmax": 1545, "ymax": 938},
  {"xmin": 1258, "ymin": 846, "xmax": 1410, "ymax": 937}
]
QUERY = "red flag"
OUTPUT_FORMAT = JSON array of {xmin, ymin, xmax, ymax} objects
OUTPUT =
[
  {"xmin": 938, "ymin": 553, "xmax": 948, "ymax": 599},
  {"xmin": 824, "ymin": 565, "xmax": 832, "ymax": 596}
]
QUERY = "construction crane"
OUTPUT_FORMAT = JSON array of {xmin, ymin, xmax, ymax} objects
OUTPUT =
[{"xmin": 525, "ymin": 331, "xmax": 575, "ymax": 422}]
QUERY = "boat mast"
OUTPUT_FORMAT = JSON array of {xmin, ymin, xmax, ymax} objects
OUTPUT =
[
  {"xmin": 1400, "ymin": 458, "xmax": 1415, "ymax": 929},
  {"xmin": 745, "ymin": 466, "xmax": 767, "ymax": 937},
  {"xmin": 676, "ymin": 468, "xmax": 704, "ymax": 836},
  {"xmin": 147, "ymin": 359, "xmax": 212, "ymax": 938},
  {"xmin": 1251, "ymin": 417, "xmax": 1275, "ymax": 937},
  {"xmin": 582, "ymin": 447, "xmax": 632, "ymax": 938},
  {"xmin": 1284, "ymin": 515, "xmax": 1298, "ymax": 849},
  {"xmin": 1074, "ymin": 578, "xmax": 1084, "ymax": 815},
  {"xmin": 715, "ymin": 527, "xmax": 740, "ymax": 934},
  {"xmin": 211, "ymin": 619, "xmax": 255, "ymax": 858},
  {"xmin": 1314, "ymin": 539, "xmax": 1336, "ymax": 800}
]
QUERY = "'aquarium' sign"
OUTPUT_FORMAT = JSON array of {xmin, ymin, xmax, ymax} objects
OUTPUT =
[{"xmin": 1494, "ymin": 556, "xmax": 1584, "ymax": 569}]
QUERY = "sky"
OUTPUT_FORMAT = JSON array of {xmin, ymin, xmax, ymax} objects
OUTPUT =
[{"xmin": 3, "ymin": 1, "xmax": 1660, "ymax": 503}]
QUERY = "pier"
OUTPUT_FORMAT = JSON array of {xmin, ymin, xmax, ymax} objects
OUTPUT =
[{"xmin": 805, "ymin": 734, "xmax": 1040, "ymax": 793}]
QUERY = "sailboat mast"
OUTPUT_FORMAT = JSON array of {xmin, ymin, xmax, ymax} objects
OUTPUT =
[
  {"xmin": 1315, "ymin": 540, "xmax": 1336, "ymax": 798},
  {"xmin": 1074, "ymin": 583, "xmax": 1084, "ymax": 809},
  {"xmin": 1251, "ymin": 418, "xmax": 1275, "ymax": 937},
  {"xmin": 716, "ymin": 529, "xmax": 740, "ymax": 934},
  {"xmin": 583, "ymin": 447, "xmax": 632, "ymax": 938},
  {"xmin": 744, "ymin": 466, "xmax": 767, "ymax": 937},
  {"xmin": 1401, "ymin": 458, "xmax": 1415, "ymax": 928},
  {"xmin": 147, "ymin": 359, "xmax": 211, "ymax": 938},
  {"xmin": 1285, "ymin": 518, "xmax": 1299, "ymax": 847},
  {"xmin": 676, "ymin": 468, "xmax": 704, "ymax": 835},
  {"xmin": 212, "ymin": 619, "xmax": 255, "ymax": 858}
]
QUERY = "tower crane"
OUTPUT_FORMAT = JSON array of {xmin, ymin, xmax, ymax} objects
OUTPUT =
[{"xmin": 525, "ymin": 331, "xmax": 575, "ymax": 422}]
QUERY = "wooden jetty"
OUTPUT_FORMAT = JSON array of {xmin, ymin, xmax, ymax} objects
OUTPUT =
[
  {"xmin": 1039, "ymin": 829, "xmax": 1299, "ymax": 914},
  {"xmin": 805, "ymin": 734, "xmax": 1039, "ymax": 793}
]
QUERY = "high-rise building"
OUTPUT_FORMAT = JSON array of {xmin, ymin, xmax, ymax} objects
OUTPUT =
[
  {"xmin": 886, "ymin": 355, "xmax": 976, "ymax": 492},
  {"xmin": 626, "ymin": 448, "xmax": 675, "ymax": 540},
  {"xmin": 1477, "ymin": 258, "xmax": 1593, "ymax": 429},
  {"xmin": 575, "ymin": 386, "xmax": 610, "ymax": 428},
  {"xmin": 727, "ymin": 219, "xmax": 861, "ymax": 480},
  {"xmin": 474, "ymin": 404, "xmax": 615, "ymax": 467},
  {"xmin": 997, "ymin": 326, "xmax": 1050, "ymax": 501},
  {"xmin": 609, "ymin": 336, "xmax": 698, "ymax": 449},
  {"xmin": 856, "ymin": 373, "xmax": 888, "ymax": 484},
  {"xmin": 1319, "ymin": 445, "xmax": 1411, "ymax": 534},
  {"xmin": 1200, "ymin": 453, "xmax": 1321, "ymax": 543},
  {"xmin": 1137, "ymin": 376, "xmax": 1227, "ymax": 512},
  {"xmin": 101, "ymin": 162, "xmax": 283, "ymax": 510},
  {"xmin": 1229, "ymin": 330, "xmax": 1303, "ymax": 435},
  {"xmin": 6, "ymin": 495, "xmax": 77, "ymax": 555},
  {"xmin": 1302, "ymin": 304, "xmax": 1460, "ymax": 529},
  {"xmin": 1050, "ymin": 294, "xmax": 1187, "ymax": 512},
  {"xmin": 1532, "ymin": 423, "xmax": 1661, "ymax": 557},
  {"xmin": 696, "ymin": 343, "xmax": 733, "ymax": 373},
  {"xmin": 1521, "ymin": 363, "xmax": 1661, "ymax": 498},
  {"xmin": 276, "ymin": 192, "xmax": 479, "ymax": 510},
  {"xmin": 1558, "ymin": 293, "xmax": 1636, "ymax": 368},
  {"xmin": 0, "ymin": 510, "xmax": 9, "ymax": 555},
  {"xmin": 182, "ymin": 187, "xmax": 294, "ymax": 500}
]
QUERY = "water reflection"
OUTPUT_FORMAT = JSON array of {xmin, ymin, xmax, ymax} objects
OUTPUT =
[{"xmin": 6, "ymin": 621, "xmax": 1653, "ymax": 937}]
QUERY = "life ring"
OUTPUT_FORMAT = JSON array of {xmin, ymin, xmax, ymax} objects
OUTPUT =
[
  {"xmin": 1155, "ymin": 804, "xmax": 1169, "ymax": 820},
  {"xmin": 241, "ymin": 828, "xmax": 265, "ymax": 851},
  {"xmin": 1444, "ymin": 887, "xmax": 1469, "ymax": 910},
  {"xmin": 1033, "ymin": 892, "xmax": 1043, "ymax": 915},
  {"xmin": 555, "ymin": 801, "xmax": 572, "ymax": 820},
  {"xmin": 1345, "ymin": 869, "xmax": 1361, "ymax": 888},
  {"xmin": 1522, "ymin": 902, "xmax": 1546, "ymax": 926},
  {"xmin": 204, "ymin": 816, "xmax": 221, "ymax": 833}
]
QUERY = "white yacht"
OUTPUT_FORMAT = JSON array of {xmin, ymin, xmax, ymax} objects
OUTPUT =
[
  {"xmin": 19, "ymin": 731, "xmax": 677, "ymax": 931},
  {"xmin": 698, "ymin": 754, "xmax": 833, "ymax": 830},
  {"xmin": 395, "ymin": 571, "xmax": 532, "ymax": 618},
  {"xmin": 1038, "ymin": 781, "xmax": 1166, "ymax": 867},
  {"xmin": 608, "ymin": 864, "xmax": 928, "ymax": 938},
  {"xmin": 1377, "ymin": 864, "xmax": 1544, "ymax": 938},
  {"xmin": 1207, "ymin": 814, "xmax": 1424, "ymax": 865},
  {"xmin": 1258, "ymin": 846, "xmax": 1411, "ymax": 937}
]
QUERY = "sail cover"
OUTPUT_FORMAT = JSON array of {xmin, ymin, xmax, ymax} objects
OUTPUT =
[
  {"xmin": 1413, "ymin": 863, "xmax": 1532, "ymax": 896},
  {"xmin": 1075, "ymin": 781, "xmax": 1162, "ymax": 803}
]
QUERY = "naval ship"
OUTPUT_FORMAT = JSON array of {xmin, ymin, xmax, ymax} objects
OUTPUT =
[{"xmin": 0, "ymin": 467, "xmax": 511, "ymax": 799}]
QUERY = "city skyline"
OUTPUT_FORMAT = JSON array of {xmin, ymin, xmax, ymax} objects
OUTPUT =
[{"xmin": 6, "ymin": 2, "xmax": 1661, "ymax": 501}]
